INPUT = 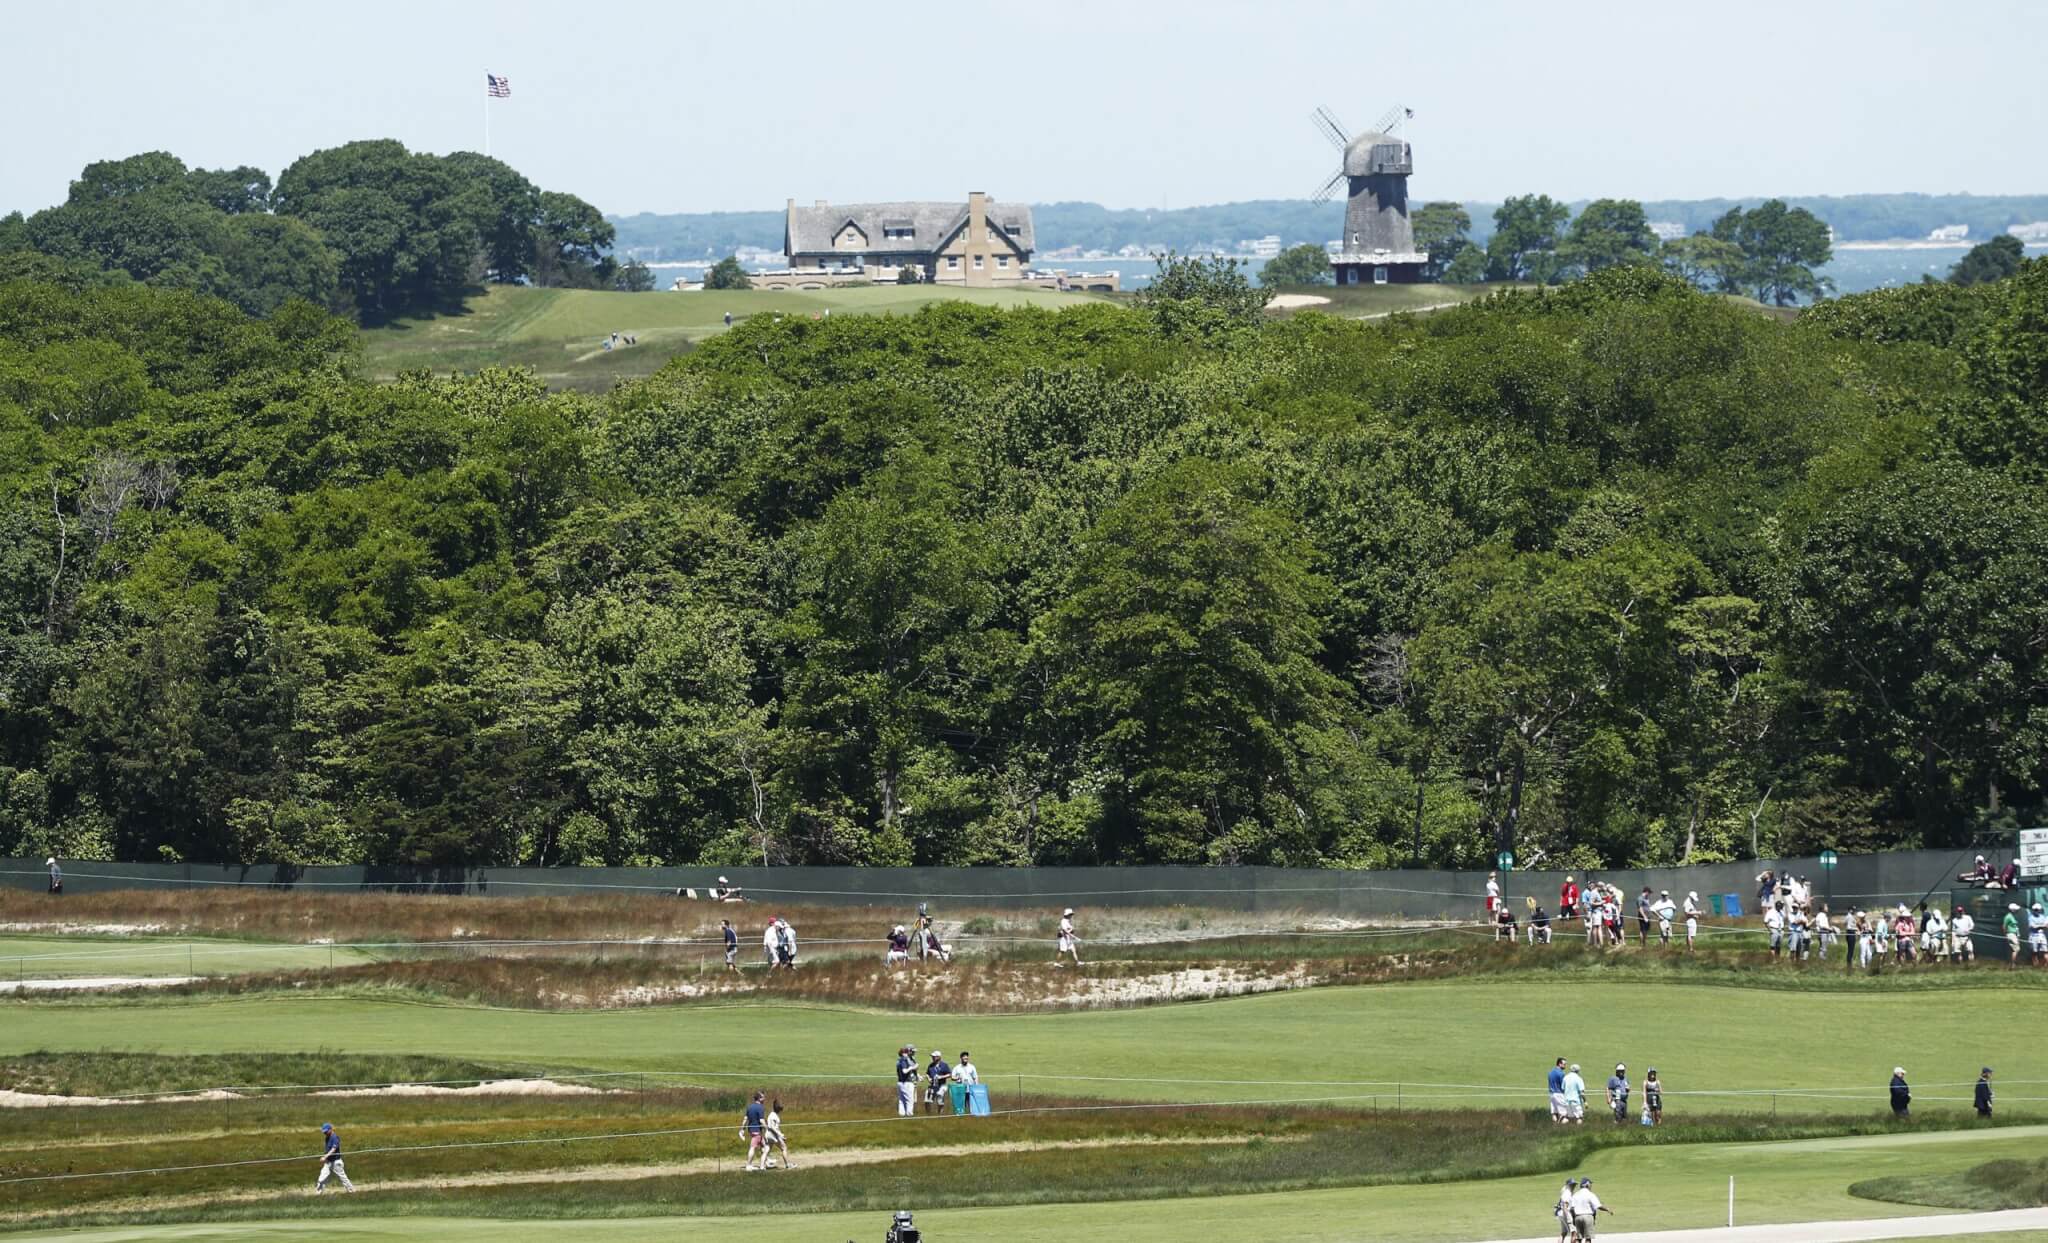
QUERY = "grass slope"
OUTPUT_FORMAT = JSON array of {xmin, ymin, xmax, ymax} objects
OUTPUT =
[
  {"xmin": 1855, "ymin": 1154, "xmax": 2048, "ymax": 1211},
  {"xmin": 6, "ymin": 979, "xmax": 2045, "ymax": 1116},
  {"xmin": 359, "ymin": 284, "xmax": 1104, "ymax": 389},
  {"xmin": 9, "ymin": 1126, "xmax": 2046, "ymax": 1242},
  {"xmin": 0, "ymin": 936, "xmax": 378, "ymax": 981}
]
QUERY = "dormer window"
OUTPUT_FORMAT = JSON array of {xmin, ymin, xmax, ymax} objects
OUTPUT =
[{"xmin": 882, "ymin": 226, "xmax": 915, "ymax": 240}]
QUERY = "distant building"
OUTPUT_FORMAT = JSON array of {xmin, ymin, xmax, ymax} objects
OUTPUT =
[
  {"xmin": 1648, "ymin": 220, "xmax": 1688, "ymax": 242},
  {"xmin": 1928, "ymin": 224, "xmax": 1970, "ymax": 242},
  {"xmin": 1246, "ymin": 235, "xmax": 1283, "ymax": 259},
  {"xmin": 780, "ymin": 192, "xmax": 1033, "ymax": 287},
  {"xmin": 2008, "ymin": 222, "xmax": 2048, "ymax": 242}
]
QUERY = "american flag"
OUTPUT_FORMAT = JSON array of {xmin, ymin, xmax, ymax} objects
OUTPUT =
[{"xmin": 486, "ymin": 74, "xmax": 511, "ymax": 98}]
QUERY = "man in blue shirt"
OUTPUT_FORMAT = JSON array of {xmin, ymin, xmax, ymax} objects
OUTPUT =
[
  {"xmin": 314, "ymin": 1123, "xmax": 355, "ymax": 1193},
  {"xmin": 1606, "ymin": 1064, "xmax": 1631, "ymax": 1124},
  {"xmin": 1547, "ymin": 1058, "xmax": 1567, "ymax": 1124},
  {"xmin": 924, "ymin": 1050, "xmax": 952, "ymax": 1115},
  {"xmin": 721, "ymin": 920, "xmax": 739, "ymax": 974},
  {"xmin": 896, "ymin": 1046, "xmax": 919, "ymax": 1117},
  {"xmin": 742, "ymin": 1091, "xmax": 767, "ymax": 1170}
]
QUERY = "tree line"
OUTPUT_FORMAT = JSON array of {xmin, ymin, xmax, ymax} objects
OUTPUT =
[
  {"xmin": 1, "ymin": 253, "xmax": 2045, "ymax": 871},
  {"xmin": 0, "ymin": 144, "xmax": 641, "ymax": 320}
]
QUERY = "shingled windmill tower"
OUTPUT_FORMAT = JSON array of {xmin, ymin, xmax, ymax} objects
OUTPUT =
[{"xmin": 1312, "ymin": 105, "xmax": 1427, "ymax": 284}]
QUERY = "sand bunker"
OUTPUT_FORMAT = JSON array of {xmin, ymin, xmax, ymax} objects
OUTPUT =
[
  {"xmin": 0, "ymin": 975, "xmax": 196, "ymax": 994},
  {"xmin": 1267, "ymin": 294, "xmax": 1332, "ymax": 309}
]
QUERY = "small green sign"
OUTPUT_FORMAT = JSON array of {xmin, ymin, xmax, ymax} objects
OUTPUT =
[
  {"xmin": 1819, "ymin": 849, "xmax": 1839, "ymax": 869},
  {"xmin": 1496, "ymin": 849, "xmax": 1514, "ymax": 872}
]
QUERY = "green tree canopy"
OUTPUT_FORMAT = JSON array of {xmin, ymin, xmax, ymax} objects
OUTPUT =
[
  {"xmin": 703, "ymin": 256, "xmax": 752, "ymax": 290},
  {"xmin": 1710, "ymin": 200, "xmax": 1834, "ymax": 305},
  {"xmin": 1258, "ymin": 243, "xmax": 1331, "ymax": 287},
  {"xmin": 1950, "ymin": 233, "xmax": 2026, "ymax": 286},
  {"xmin": 1559, "ymin": 199, "xmax": 1657, "ymax": 275}
]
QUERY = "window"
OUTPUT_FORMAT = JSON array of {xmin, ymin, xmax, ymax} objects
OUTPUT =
[
  {"xmin": 1373, "ymin": 266, "xmax": 1388, "ymax": 285},
  {"xmin": 947, "ymin": 256, "xmax": 960, "ymax": 269},
  {"xmin": 817, "ymin": 258, "xmax": 829, "ymax": 270},
  {"xmin": 997, "ymin": 256, "xmax": 1010, "ymax": 269},
  {"xmin": 973, "ymin": 255, "xmax": 984, "ymax": 270},
  {"xmin": 883, "ymin": 226, "xmax": 914, "ymax": 240},
  {"xmin": 984, "ymin": 228, "xmax": 995, "ymax": 242},
  {"xmin": 1351, "ymin": 233, "xmax": 1360, "ymax": 245}
]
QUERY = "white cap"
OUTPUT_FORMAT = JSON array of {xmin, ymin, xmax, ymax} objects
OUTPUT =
[
  {"xmin": 1570, "ymin": 1063, "xmax": 1580, "ymax": 1072},
  {"xmin": 1615, "ymin": 1063, "xmax": 1625, "ymax": 1071},
  {"xmin": 1688, "ymin": 891, "xmax": 1697, "ymax": 900},
  {"xmin": 1063, "ymin": 908, "xmax": 1074, "ymax": 916},
  {"xmin": 45, "ymin": 857, "xmax": 56, "ymax": 866},
  {"xmin": 719, "ymin": 876, "xmax": 729, "ymax": 883},
  {"xmin": 1894, "ymin": 1066, "xmax": 1905, "ymax": 1076}
]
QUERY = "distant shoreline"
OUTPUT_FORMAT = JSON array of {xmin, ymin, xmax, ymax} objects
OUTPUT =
[{"xmin": 1836, "ymin": 238, "xmax": 2047, "ymax": 251}]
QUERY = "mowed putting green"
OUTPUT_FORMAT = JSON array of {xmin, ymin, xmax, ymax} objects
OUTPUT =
[
  {"xmin": 359, "ymin": 283, "xmax": 1105, "ymax": 388},
  {"xmin": 6, "ymin": 978, "xmax": 2044, "ymax": 1114},
  {"xmin": 10, "ymin": 1127, "xmax": 2047, "ymax": 1242},
  {"xmin": 0, "ymin": 936, "xmax": 379, "ymax": 981}
]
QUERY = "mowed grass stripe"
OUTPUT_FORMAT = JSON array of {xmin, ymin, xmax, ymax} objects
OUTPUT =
[
  {"xmin": 8, "ymin": 1127, "xmax": 2047, "ymax": 1242},
  {"xmin": 7, "ymin": 980, "xmax": 2046, "ymax": 1114}
]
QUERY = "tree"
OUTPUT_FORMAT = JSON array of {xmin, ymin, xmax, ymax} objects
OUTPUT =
[
  {"xmin": 1948, "ymin": 257, "xmax": 2048, "ymax": 478},
  {"xmin": 896, "ymin": 262, "xmax": 923, "ymax": 285},
  {"xmin": 1710, "ymin": 200, "xmax": 1834, "ymax": 305},
  {"xmin": 185, "ymin": 166, "xmax": 272, "ymax": 215},
  {"xmin": 1258, "ymin": 243, "xmax": 1331, "ymax": 287},
  {"xmin": 532, "ymin": 190, "xmax": 615, "ymax": 288},
  {"xmin": 1485, "ymin": 195, "xmax": 1569, "ymax": 283},
  {"xmin": 703, "ymin": 255, "xmax": 752, "ymax": 290},
  {"xmin": 1659, "ymin": 234, "xmax": 1746, "ymax": 292},
  {"xmin": 1134, "ymin": 252, "xmax": 1271, "ymax": 340},
  {"xmin": 1559, "ymin": 199, "xmax": 1656, "ymax": 275},
  {"xmin": 615, "ymin": 258, "xmax": 656, "ymax": 292},
  {"xmin": 1412, "ymin": 201, "xmax": 1473, "ymax": 282},
  {"xmin": 216, "ymin": 214, "xmax": 343, "ymax": 315},
  {"xmin": 1442, "ymin": 244, "xmax": 1487, "ymax": 284},
  {"xmin": 273, "ymin": 139, "xmax": 479, "ymax": 316},
  {"xmin": 1950, "ymin": 234, "xmax": 2025, "ymax": 286},
  {"xmin": 443, "ymin": 152, "xmax": 542, "ymax": 284}
]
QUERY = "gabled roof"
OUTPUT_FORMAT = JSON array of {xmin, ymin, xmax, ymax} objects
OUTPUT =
[{"xmin": 785, "ymin": 199, "xmax": 1034, "ymax": 256}]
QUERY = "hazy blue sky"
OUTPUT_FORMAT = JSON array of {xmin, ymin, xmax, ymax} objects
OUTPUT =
[{"xmin": 4, "ymin": 0, "xmax": 2043, "ymax": 217}]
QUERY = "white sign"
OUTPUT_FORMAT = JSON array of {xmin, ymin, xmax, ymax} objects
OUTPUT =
[{"xmin": 2020, "ymin": 828, "xmax": 2048, "ymax": 878}]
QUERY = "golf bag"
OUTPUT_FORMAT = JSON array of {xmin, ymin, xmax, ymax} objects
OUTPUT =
[{"xmin": 884, "ymin": 1209, "xmax": 921, "ymax": 1243}]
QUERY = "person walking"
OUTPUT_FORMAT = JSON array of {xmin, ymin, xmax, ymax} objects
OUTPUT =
[
  {"xmin": 45, "ymin": 857, "xmax": 61, "ymax": 895},
  {"xmin": 776, "ymin": 917, "xmax": 798, "ymax": 970},
  {"xmin": 722, "ymin": 919, "xmax": 739, "ymax": 973},
  {"xmin": 314, "ymin": 1123, "xmax": 356, "ymax": 1193},
  {"xmin": 1889, "ymin": 1067, "xmax": 1911, "ymax": 1118},
  {"xmin": 1555, "ymin": 1178, "xmax": 1579, "ymax": 1241},
  {"xmin": 764, "ymin": 1098, "xmax": 792, "ymax": 1168},
  {"xmin": 723, "ymin": 311, "xmax": 733, "ymax": 328},
  {"xmin": 1643, "ymin": 1068, "xmax": 1663, "ymax": 1125},
  {"xmin": 895, "ymin": 1046, "xmax": 919, "ymax": 1117},
  {"xmin": 742, "ymin": 1090, "xmax": 768, "ymax": 1170},
  {"xmin": 1683, "ymin": 891, "xmax": 1700, "ymax": 952},
  {"xmin": 2030, "ymin": 902, "xmax": 2048, "ymax": 966},
  {"xmin": 1975, "ymin": 1068, "xmax": 1994, "ymax": 1119},
  {"xmin": 924, "ymin": 1049, "xmax": 951, "ymax": 1115},
  {"xmin": 763, "ymin": 918, "xmax": 779, "ymax": 969},
  {"xmin": 1562, "ymin": 1063, "xmax": 1587, "ymax": 1124},
  {"xmin": 1547, "ymin": 1057, "xmax": 1568, "ymax": 1124},
  {"xmin": 1952, "ymin": 906, "xmax": 1975, "ymax": 962},
  {"xmin": 1055, "ymin": 908, "xmax": 1082, "ymax": 967},
  {"xmin": 2005, "ymin": 903, "xmax": 2024, "ymax": 966},
  {"xmin": 1606, "ymin": 1063, "xmax": 1631, "ymax": 1124},
  {"xmin": 1568, "ymin": 1178, "xmax": 1612, "ymax": 1240}
]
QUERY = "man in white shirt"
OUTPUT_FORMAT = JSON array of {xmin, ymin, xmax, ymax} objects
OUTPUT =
[
  {"xmin": 1952, "ymin": 907, "xmax": 1975, "ymax": 961},
  {"xmin": 1764, "ymin": 903, "xmax": 1785, "ymax": 957},
  {"xmin": 1568, "ymin": 1178, "xmax": 1612, "ymax": 1239},
  {"xmin": 1814, "ymin": 906, "xmax": 1835, "ymax": 958},
  {"xmin": 1485, "ymin": 871, "xmax": 1501, "ymax": 920},
  {"xmin": 1652, "ymin": 891, "xmax": 1677, "ymax": 944},
  {"xmin": 1923, "ymin": 908, "xmax": 1947, "ymax": 963},
  {"xmin": 954, "ymin": 1052, "xmax": 979, "ymax": 1086},
  {"xmin": 1682, "ymin": 892, "xmax": 1701, "ymax": 951}
]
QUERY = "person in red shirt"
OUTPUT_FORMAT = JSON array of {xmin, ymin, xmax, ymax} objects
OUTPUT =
[{"xmin": 1561, "ymin": 877, "xmax": 1580, "ymax": 924}]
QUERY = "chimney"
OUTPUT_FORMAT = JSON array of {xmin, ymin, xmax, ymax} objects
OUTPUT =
[
  {"xmin": 814, "ymin": 199, "xmax": 828, "ymax": 209},
  {"xmin": 968, "ymin": 191, "xmax": 987, "ymax": 236},
  {"xmin": 786, "ymin": 198, "xmax": 795, "ymax": 211}
]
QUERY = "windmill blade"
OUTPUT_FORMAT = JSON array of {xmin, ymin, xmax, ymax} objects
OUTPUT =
[
  {"xmin": 1311, "ymin": 169, "xmax": 1345, "ymax": 205},
  {"xmin": 1372, "ymin": 104, "xmax": 1406, "ymax": 135},
  {"xmin": 1311, "ymin": 106, "xmax": 1350, "ymax": 151}
]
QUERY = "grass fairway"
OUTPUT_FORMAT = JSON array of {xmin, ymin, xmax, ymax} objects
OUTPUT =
[
  {"xmin": 0, "ymin": 936, "xmax": 378, "ymax": 981},
  {"xmin": 358, "ymin": 284, "xmax": 1105, "ymax": 389},
  {"xmin": 9, "ymin": 1127, "xmax": 2045, "ymax": 1242},
  {"xmin": 6, "ymin": 978, "xmax": 2045, "ymax": 1115}
]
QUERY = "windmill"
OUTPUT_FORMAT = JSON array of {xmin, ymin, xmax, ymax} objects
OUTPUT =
[{"xmin": 1309, "ymin": 104, "xmax": 1428, "ymax": 285}]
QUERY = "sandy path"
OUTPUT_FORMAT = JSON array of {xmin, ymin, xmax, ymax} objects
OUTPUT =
[
  {"xmin": 1477, "ymin": 1205, "xmax": 2048, "ymax": 1242},
  {"xmin": 1268, "ymin": 293, "xmax": 1332, "ymax": 309},
  {"xmin": 0, "ymin": 1133, "xmax": 1277, "ymax": 1223},
  {"xmin": 0, "ymin": 975, "xmax": 195, "ymax": 993}
]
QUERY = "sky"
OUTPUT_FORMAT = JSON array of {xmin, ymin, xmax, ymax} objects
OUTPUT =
[{"xmin": 4, "ymin": 0, "xmax": 2044, "ymax": 218}]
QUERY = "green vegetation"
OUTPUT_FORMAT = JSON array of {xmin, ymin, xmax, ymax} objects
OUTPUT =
[
  {"xmin": 0, "ymin": 143, "xmax": 617, "ymax": 320},
  {"xmin": 0, "ymin": 934, "xmax": 380, "ymax": 980},
  {"xmin": 5, "ymin": 260, "xmax": 2048, "ymax": 870},
  {"xmin": 702, "ymin": 255, "xmax": 751, "ymax": 290},
  {"xmin": 1952, "ymin": 234, "xmax": 2029, "ymax": 286},
  {"xmin": 0, "ymin": 1050, "xmax": 507, "ymax": 1096},
  {"xmin": 1854, "ymin": 1153, "xmax": 2048, "ymax": 1211},
  {"xmin": 1257, "ymin": 243, "xmax": 1331, "ymax": 287}
]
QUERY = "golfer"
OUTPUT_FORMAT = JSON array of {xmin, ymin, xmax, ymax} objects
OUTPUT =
[
  {"xmin": 314, "ymin": 1123, "xmax": 355, "ymax": 1193},
  {"xmin": 1562, "ymin": 1063, "xmax": 1587, "ymax": 1123},
  {"xmin": 1055, "ymin": 908, "xmax": 1082, "ymax": 967},
  {"xmin": 742, "ymin": 1090, "xmax": 767, "ymax": 1170},
  {"xmin": 1976, "ymin": 1068, "xmax": 1995, "ymax": 1118},
  {"xmin": 722, "ymin": 919, "xmax": 739, "ymax": 972},
  {"xmin": 1547, "ymin": 1058, "xmax": 1568, "ymax": 1123},
  {"xmin": 1568, "ymin": 1178, "xmax": 1612, "ymax": 1239},
  {"xmin": 895, "ymin": 1046, "xmax": 919, "ymax": 1117}
]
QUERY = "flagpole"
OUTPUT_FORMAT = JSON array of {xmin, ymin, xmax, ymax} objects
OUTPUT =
[{"xmin": 484, "ymin": 79, "xmax": 490, "ymax": 157}]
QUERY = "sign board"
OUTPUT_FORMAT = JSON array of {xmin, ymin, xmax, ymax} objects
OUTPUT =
[
  {"xmin": 2020, "ymin": 828, "xmax": 2048, "ymax": 878},
  {"xmin": 1496, "ymin": 850, "xmax": 1514, "ymax": 873}
]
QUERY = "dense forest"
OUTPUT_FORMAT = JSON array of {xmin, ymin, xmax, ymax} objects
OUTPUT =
[
  {"xmin": 1, "ymin": 256, "xmax": 2045, "ymax": 870},
  {"xmin": 608, "ymin": 194, "xmax": 2048, "ymax": 260}
]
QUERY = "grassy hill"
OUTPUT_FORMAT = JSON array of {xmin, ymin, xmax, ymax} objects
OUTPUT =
[{"xmin": 360, "ymin": 284, "xmax": 1106, "ymax": 390}]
